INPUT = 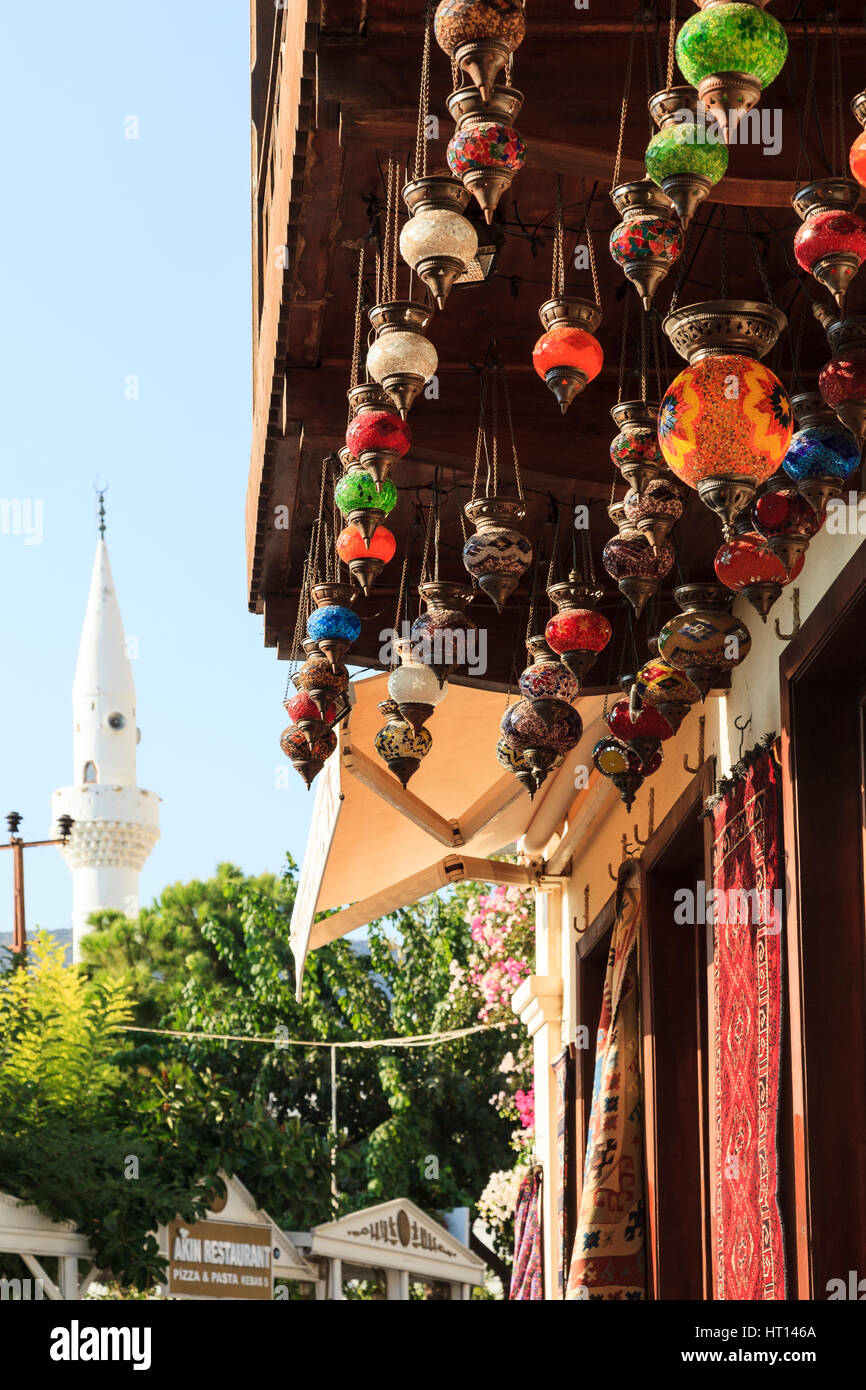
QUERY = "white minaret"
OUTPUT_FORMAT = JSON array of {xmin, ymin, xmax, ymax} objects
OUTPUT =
[{"xmin": 52, "ymin": 504, "xmax": 160, "ymax": 959}]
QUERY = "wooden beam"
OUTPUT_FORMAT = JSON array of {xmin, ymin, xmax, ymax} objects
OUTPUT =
[
  {"xmin": 341, "ymin": 740, "xmax": 462, "ymax": 847},
  {"xmin": 546, "ymin": 768, "xmax": 619, "ymax": 876},
  {"xmin": 458, "ymin": 772, "xmax": 527, "ymax": 844}
]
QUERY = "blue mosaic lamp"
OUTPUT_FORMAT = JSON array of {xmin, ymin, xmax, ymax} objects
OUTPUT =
[
  {"xmin": 783, "ymin": 391, "xmax": 860, "ymax": 514},
  {"xmin": 307, "ymin": 582, "xmax": 361, "ymax": 668}
]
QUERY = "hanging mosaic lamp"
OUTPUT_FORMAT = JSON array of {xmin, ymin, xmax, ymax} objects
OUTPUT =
[
  {"xmin": 335, "ymin": 459, "xmax": 399, "ymax": 546},
  {"xmin": 850, "ymin": 91, "xmax": 866, "ymax": 189},
  {"xmin": 411, "ymin": 580, "xmax": 477, "ymax": 684},
  {"xmin": 518, "ymin": 634, "xmax": 579, "ymax": 704},
  {"xmin": 280, "ymin": 725, "xmax": 338, "ymax": 790},
  {"xmin": 610, "ymin": 400, "xmax": 666, "ymax": 496},
  {"xmin": 635, "ymin": 655, "xmax": 700, "ymax": 727},
  {"xmin": 602, "ymin": 522, "xmax": 675, "ymax": 617},
  {"xmin": 817, "ymin": 311, "xmax": 866, "ymax": 455},
  {"xmin": 462, "ymin": 496, "xmax": 532, "ymax": 610},
  {"xmin": 294, "ymin": 654, "xmax": 350, "ymax": 717},
  {"xmin": 545, "ymin": 572, "xmax": 612, "ymax": 686},
  {"xmin": 750, "ymin": 482, "xmax": 823, "ymax": 571},
  {"xmin": 497, "ymin": 736, "xmax": 548, "ymax": 799},
  {"xmin": 792, "ymin": 179, "xmax": 866, "ymax": 309},
  {"xmin": 660, "ymin": 300, "xmax": 793, "ymax": 532},
  {"xmin": 783, "ymin": 391, "xmax": 859, "ymax": 514},
  {"xmin": 501, "ymin": 696, "xmax": 583, "ymax": 789},
  {"xmin": 307, "ymin": 581, "xmax": 361, "ymax": 668},
  {"xmin": 657, "ymin": 582, "xmax": 752, "ymax": 700},
  {"xmin": 366, "ymin": 303, "xmax": 438, "ymax": 419},
  {"xmin": 283, "ymin": 690, "xmax": 339, "ymax": 750},
  {"xmin": 646, "ymin": 87, "xmax": 728, "ymax": 229},
  {"xmin": 374, "ymin": 699, "xmax": 433, "ymax": 788},
  {"xmin": 592, "ymin": 736, "xmax": 647, "ymax": 811},
  {"xmin": 387, "ymin": 640, "xmax": 448, "ymax": 733},
  {"xmin": 336, "ymin": 523, "xmax": 397, "ymax": 595},
  {"xmin": 605, "ymin": 696, "xmax": 676, "ymax": 743},
  {"xmin": 623, "ymin": 474, "xmax": 686, "ymax": 552},
  {"xmin": 714, "ymin": 531, "xmax": 801, "ymax": 620},
  {"xmin": 400, "ymin": 175, "xmax": 479, "ymax": 310},
  {"xmin": 531, "ymin": 297, "xmax": 604, "ymax": 414},
  {"xmin": 675, "ymin": 0, "xmax": 788, "ymax": 141},
  {"xmin": 434, "ymin": 0, "xmax": 526, "ymax": 103},
  {"xmin": 609, "ymin": 180, "xmax": 684, "ymax": 311},
  {"xmin": 446, "ymin": 85, "xmax": 526, "ymax": 225},
  {"xmin": 345, "ymin": 383, "xmax": 412, "ymax": 492}
]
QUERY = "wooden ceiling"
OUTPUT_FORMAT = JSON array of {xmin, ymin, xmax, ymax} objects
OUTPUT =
[{"xmin": 248, "ymin": 0, "xmax": 866, "ymax": 691}]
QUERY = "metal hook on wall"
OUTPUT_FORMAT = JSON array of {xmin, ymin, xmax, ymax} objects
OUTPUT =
[
  {"xmin": 774, "ymin": 587, "xmax": 801, "ymax": 642},
  {"xmin": 633, "ymin": 786, "xmax": 655, "ymax": 846},
  {"xmin": 734, "ymin": 713, "xmax": 752, "ymax": 762},
  {"xmin": 683, "ymin": 714, "xmax": 706, "ymax": 775},
  {"xmin": 608, "ymin": 832, "xmax": 629, "ymax": 880},
  {"xmin": 575, "ymin": 883, "xmax": 590, "ymax": 934}
]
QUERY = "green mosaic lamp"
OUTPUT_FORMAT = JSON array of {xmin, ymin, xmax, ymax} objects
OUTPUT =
[
  {"xmin": 646, "ymin": 87, "xmax": 728, "ymax": 229},
  {"xmin": 676, "ymin": 1, "xmax": 788, "ymax": 141}
]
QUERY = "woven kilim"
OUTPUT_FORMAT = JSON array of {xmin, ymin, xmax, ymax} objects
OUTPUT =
[
  {"xmin": 510, "ymin": 1166, "xmax": 543, "ymax": 1300},
  {"xmin": 566, "ymin": 866, "xmax": 646, "ymax": 1300},
  {"xmin": 711, "ymin": 749, "xmax": 786, "ymax": 1300},
  {"xmin": 552, "ymin": 1049, "xmax": 574, "ymax": 1296}
]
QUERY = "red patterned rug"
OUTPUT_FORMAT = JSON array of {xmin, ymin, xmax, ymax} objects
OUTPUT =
[
  {"xmin": 711, "ymin": 747, "xmax": 786, "ymax": 1300},
  {"xmin": 510, "ymin": 1166, "xmax": 543, "ymax": 1300}
]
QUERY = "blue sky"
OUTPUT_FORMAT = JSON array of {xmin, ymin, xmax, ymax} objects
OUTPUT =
[{"xmin": 0, "ymin": 4, "xmax": 316, "ymax": 930}]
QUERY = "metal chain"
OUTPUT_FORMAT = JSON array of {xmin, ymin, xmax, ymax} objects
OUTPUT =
[
  {"xmin": 794, "ymin": 23, "xmax": 819, "ymax": 185},
  {"xmin": 719, "ymin": 204, "xmax": 728, "ymax": 298},
  {"xmin": 490, "ymin": 369, "xmax": 499, "ymax": 496},
  {"xmin": 391, "ymin": 156, "xmax": 401, "ymax": 298},
  {"xmin": 502, "ymin": 368, "xmax": 524, "ymax": 501},
  {"xmin": 742, "ymin": 207, "xmax": 774, "ymax": 305},
  {"xmin": 669, "ymin": 216, "xmax": 696, "ymax": 311},
  {"xmin": 472, "ymin": 370, "xmax": 486, "ymax": 501},
  {"xmin": 415, "ymin": 2, "xmax": 433, "ymax": 180},
  {"xmin": 612, "ymin": 20, "xmax": 637, "ymax": 189},
  {"xmin": 617, "ymin": 286, "xmax": 632, "ymax": 405},
  {"xmin": 382, "ymin": 155, "xmax": 395, "ymax": 301},
  {"xmin": 390, "ymin": 545, "xmax": 410, "ymax": 667},
  {"xmin": 552, "ymin": 174, "xmax": 565, "ymax": 299},
  {"xmin": 419, "ymin": 494, "xmax": 435, "ymax": 584},
  {"xmin": 583, "ymin": 181, "xmax": 601, "ymax": 307},
  {"xmin": 833, "ymin": 13, "xmax": 845, "ymax": 178},
  {"xmin": 652, "ymin": 310, "xmax": 663, "ymax": 403},
  {"xmin": 348, "ymin": 243, "xmax": 366, "ymax": 412},
  {"xmin": 666, "ymin": 0, "xmax": 677, "ymax": 90},
  {"xmin": 639, "ymin": 308, "xmax": 648, "ymax": 404}
]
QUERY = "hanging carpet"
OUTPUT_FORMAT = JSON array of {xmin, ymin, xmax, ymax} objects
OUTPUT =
[{"xmin": 510, "ymin": 1166, "xmax": 543, "ymax": 1300}]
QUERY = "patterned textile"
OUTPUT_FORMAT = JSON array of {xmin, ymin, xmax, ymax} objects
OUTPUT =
[
  {"xmin": 552, "ymin": 1049, "xmax": 574, "ymax": 1296},
  {"xmin": 711, "ymin": 748, "xmax": 786, "ymax": 1300},
  {"xmin": 510, "ymin": 1167, "xmax": 543, "ymax": 1300},
  {"xmin": 566, "ymin": 865, "xmax": 646, "ymax": 1300}
]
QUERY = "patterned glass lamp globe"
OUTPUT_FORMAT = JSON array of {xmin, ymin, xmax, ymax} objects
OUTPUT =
[
  {"xmin": 375, "ymin": 716, "xmax": 433, "ymax": 788},
  {"xmin": 635, "ymin": 657, "xmax": 700, "ymax": 724},
  {"xmin": 446, "ymin": 122, "xmax": 526, "ymax": 184},
  {"xmin": 850, "ymin": 92, "xmax": 866, "ymax": 188},
  {"xmin": 657, "ymin": 582, "xmax": 752, "ymax": 700},
  {"xmin": 335, "ymin": 470, "xmax": 398, "ymax": 518},
  {"xmin": 501, "ymin": 696, "xmax": 582, "ymax": 789},
  {"xmin": 345, "ymin": 410, "xmax": 411, "ymax": 464},
  {"xmin": 367, "ymin": 303, "xmax": 438, "ymax": 419},
  {"xmin": 605, "ymin": 697, "xmax": 676, "ymax": 743},
  {"xmin": 609, "ymin": 180, "xmax": 684, "ymax": 311},
  {"xmin": 714, "ymin": 531, "xmax": 801, "ymax": 620},
  {"xmin": 784, "ymin": 422, "xmax": 859, "ymax": 482},
  {"xmin": 399, "ymin": 178, "xmax": 479, "ymax": 311},
  {"xmin": 659, "ymin": 301, "xmax": 792, "ymax": 531},
  {"xmin": 306, "ymin": 604, "xmax": 361, "ymax": 646},
  {"xmin": 435, "ymin": 0, "xmax": 526, "ymax": 100},
  {"xmin": 676, "ymin": 1, "xmax": 788, "ymax": 138},
  {"xmin": 337, "ymin": 523, "xmax": 397, "ymax": 595},
  {"xmin": 518, "ymin": 635, "xmax": 579, "ymax": 704},
  {"xmin": 387, "ymin": 655, "xmax": 447, "ymax": 733},
  {"xmin": 645, "ymin": 99, "xmax": 729, "ymax": 229}
]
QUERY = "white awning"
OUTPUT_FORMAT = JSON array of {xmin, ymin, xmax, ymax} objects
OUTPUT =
[{"xmin": 289, "ymin": 672, "xmax": 608, "ymax": 994}]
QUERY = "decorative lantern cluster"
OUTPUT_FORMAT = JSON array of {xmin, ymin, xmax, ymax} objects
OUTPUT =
[
  {"xmin": 283, "ymin": 635, "xmax": 351, "ymax": 789},
  {"xmin": 792, "ymin": 178, "xmax": 866, "ymax": 309},
  {"xmin": 592, "ymin": 686, "xmax": 679, "ymax": 811},
  {"xmin": 659, "ymin": 299, "xmax": 793, "ymax": 532},
  {"xmin": 609, "ymin": 180, "xmax": 684, "ymax": 311},
  {"xmin": 675, "ymin": 0, "xmax": 788, "ymax": 140},
  {"xmin": 461, "ymin": 361, "xmax": 532, "ymax": 611}
]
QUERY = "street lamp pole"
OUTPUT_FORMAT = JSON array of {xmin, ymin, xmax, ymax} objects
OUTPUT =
[{"xmin": 1, "ymin": 811, "xmax": 75, "ymax": 954}]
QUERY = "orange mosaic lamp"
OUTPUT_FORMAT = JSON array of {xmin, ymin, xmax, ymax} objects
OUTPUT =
[
  {"xmin": 659, "ymin": 300, "xmax": 793, "ymax": 532},
  {"xmin": 532, "ymin": 297, "xmax": 603, "ymax": 413}
]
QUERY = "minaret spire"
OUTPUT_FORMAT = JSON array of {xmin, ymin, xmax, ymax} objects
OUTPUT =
[{"xmin": 52, "ymin": 498, "xmax": 160, "ymax": 960}]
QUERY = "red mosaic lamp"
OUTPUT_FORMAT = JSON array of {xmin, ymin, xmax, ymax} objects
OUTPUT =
[
  {"xmin": 283, "ymin": 689, "xmax": 339, "ymax": 750},
  {"xmin": 532, "ymin": 297, "xmax": 604, "ymax": 414},
  {"xmin": 446, "ymin": 85, "xmax": 526, "ymax": 224},
  {"xmin": 850, "ymin": 90, "xmax": 866, "ymax": 190},
  {"xmin": 610, "ymin": 400, "xmax": 666, "ymax": 496},
  {"xmin": 657, "ymin": 582, "xmax": 752, "ymax": 700},
  {"xmin": 817, "ymin": 310, "xmax": 866, "ymax": 459},
  {"xmin": 660, "ymin": 300, "xmax": 793, "ymax": 532},
  {"xmin": 346, "ymin": 383, "xmax": 412, "ymax": 491},
  {"xmin": 544, "ymin": 572, "xmax": 612, "ymax": 686},
  {"xmin": 605, "ymin": 696, "xmax": 676, "ymax": 743},
  {"xmin": 336, "ymin": 523, "xmax": 397, "ymax": 595},
  {"xmin": 750, "ymin": 480, "xmax": 823, "ymax": 571},
  {"xmin": 609, "ymin": 180, "xmax": 684, "ymax": 311},
  {"xmin": 714, "ymin": 531, "xmax": 802, "ymax": 620},
  {"xmin": 792, "ymin": 178, "xmax": 866, "ymax": 309},
  {"xmin": 434, "ymin": 0, "xmax": 526, "ymax": 103}
]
